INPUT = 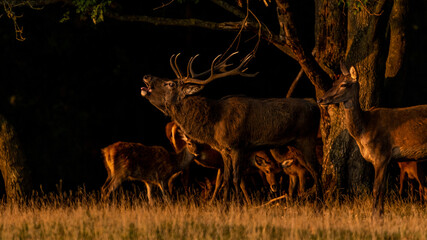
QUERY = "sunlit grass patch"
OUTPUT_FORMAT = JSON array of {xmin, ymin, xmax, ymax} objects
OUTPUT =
[{"xmin": 0, "ymin": 190, "xmax": 426, "ymax": 239}]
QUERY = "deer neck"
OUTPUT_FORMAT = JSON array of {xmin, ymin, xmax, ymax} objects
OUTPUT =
[
  {"xmin": 173, "ymin": 148, "xmax": 194, "ymax": 170},
  {"xmin": 168, "ymin": 96, "xmax": 216, "ymax": 142},
  {"xmin": 342, "ymin": 84, "xmax": 365, "ymax": 139}
]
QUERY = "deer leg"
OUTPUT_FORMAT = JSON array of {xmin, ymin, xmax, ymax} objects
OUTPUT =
[
  {"xmin": 296, "ymin": 138, "xmax": 323, "ymax": 202},
  {"xmin": 159, "ymin": 182, "xmax": 171, "ymax": 204},
  {"xmin": 372, "ymin": 159, "xmax": 390, "ymax": 217},
  {"xmin": 288, "ymin": 175, "xmax": 297, "ymax": 200},
  {"xmin": 416, "ymin": 165, "xmax": 426, "ymax": 202},
  {"xmin": 298, "ymin": 172, "xmax": 306, "ymax": 196},
  {"xmin": 101, "ymin": 177, "xmax": 112, "ymax": 199},
  {"xmin": 168, "ymin": 171, "xmax": 183, "ymax": 195},
  {"xmin": 239, "ymin": 179, "xmax": 251, "ymax": 204},
  {"xmin": 221, "ymin": 151, "xmax": 232, "ymax": 201},
  {"xmin": 210, "ymin": 168, "xmax": 222, "ymax": 203},
  {"xmin": 104, "ymin": 177, "xmax": 122, "ymax": 200},
  {"xmin": 398, "ymin": 169, "xmax": 406, "ymax": 198},
  {"xmin": 144, "ymin": 181, "xmax": 153, "ymax": 205},
  {"xmin": 231, "ymin": 149, "xmax": 248, "ymax": 203}
]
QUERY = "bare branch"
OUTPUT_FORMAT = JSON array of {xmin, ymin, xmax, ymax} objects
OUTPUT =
[
  {"xmin": 276, "ymin": 0, "xmax": 331, "ymax": 96},
  {"xmin": 209, "ymin": 0, "xmax": 246, "ymax": 19},
  {"xmin": 153, "ymin": 0, "xmax": 176, "ymax": 11},
  {"xmin": 105, "ymin": 11, "xmax": 248, "ymax": 31},
  {"xmin": 1, "ymin": 0, "xmax": 69, "ymax": 7},
  {"xmin": 286, "ymin": 49, "xmax": 316, "ymax": 98},
  {"xmin": 286, "ymin": 68, "xmax": 303, "ymax": 98}
]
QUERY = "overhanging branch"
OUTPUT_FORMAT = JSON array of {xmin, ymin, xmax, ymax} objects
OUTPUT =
[
  {"xmin": 1, "ymin": 0, "xmax": 70, "ymax": 7},
  {"xmin": 105, "ymin": 11, "xmax": 246, "ymax": 31},
  {"xmin": 209, "ymin": 0, "xmax": 246, "ymax": 19},
  {"xmin": 3, "ymin": 0, "xmax": 297, "ymax": 61},
  {"xmin": 105, "ymin": 10, "xmax": 296, "ymax": 60}
]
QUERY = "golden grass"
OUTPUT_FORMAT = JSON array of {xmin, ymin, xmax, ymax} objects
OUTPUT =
[{"xmin": 0, "ymin": 190, "xmax": 427, "ymax": 240}]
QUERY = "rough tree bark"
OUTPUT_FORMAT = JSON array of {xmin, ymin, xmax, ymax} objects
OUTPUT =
[{"xmin": 0, "ymin": 115, "xmax": 31, "ymax": 202}]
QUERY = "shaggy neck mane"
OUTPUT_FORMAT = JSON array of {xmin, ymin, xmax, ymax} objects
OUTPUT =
[{"xmin": 168, "ymin": 96, "xmax": 217, "ymax": 144}]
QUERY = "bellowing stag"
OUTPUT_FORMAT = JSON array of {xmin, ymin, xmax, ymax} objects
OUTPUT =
[{"xmin": 141, "ymin": 52, "xmax": 323, "ymax": 202}]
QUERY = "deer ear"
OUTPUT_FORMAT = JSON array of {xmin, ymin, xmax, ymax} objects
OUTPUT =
[
  {"xmin": 182, "ymin": 84, "xmax": 204, "ymax": 95},
  {"xmin": 349, "ymin": 66, "xmax": 357, "ymax": 81},
  {"xmin": 255, "ymin": 155, "xmax": 264, "ymax": 166},
  {"xmin": 340, "ymin": 61, "xmax": 350, "ymax": 76}
]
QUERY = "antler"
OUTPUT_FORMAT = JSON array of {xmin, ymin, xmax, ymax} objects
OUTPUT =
[
  {"xmin": 169, "ymin": 52, "xmax": 258, "ymax": 85},
  {"xmin": 170, "ymin": 53, "xmax": 183, "ymax": 79}
]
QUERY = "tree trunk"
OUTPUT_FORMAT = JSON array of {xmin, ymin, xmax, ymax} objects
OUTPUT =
[{"xmin": 0, "ymin": 115, "xmax": 31, "ymax": 202}]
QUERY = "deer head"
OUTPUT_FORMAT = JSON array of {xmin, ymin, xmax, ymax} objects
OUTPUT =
[
  {"xmin": 141, "ymin": 52, "xmax": 257, "ymax": 115},
  {"xmin": 318, "ymin": 63, "xmax": 358, "ymax": 108},
  {"xmin": 281, "ymin": 159, "xmax": 295, "ymax": 169},
  {"xmin": 253, "ymin": 151, "xmax": 281, "ymax": 193}
]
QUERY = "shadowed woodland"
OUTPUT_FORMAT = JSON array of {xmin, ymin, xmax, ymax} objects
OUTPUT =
[{"xmin": 0, "ymin": 0, "xmax": 426, "ymax": 208}]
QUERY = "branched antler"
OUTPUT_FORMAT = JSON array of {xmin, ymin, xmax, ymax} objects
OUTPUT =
[{"xmin": 169, "ymin": 51, "xmax": 258, "ymax": 85}]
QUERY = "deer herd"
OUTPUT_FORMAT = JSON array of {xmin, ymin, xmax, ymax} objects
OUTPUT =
[{"xmin": 101, "ymin": 52, "xmax": 426, "ymax": 217}]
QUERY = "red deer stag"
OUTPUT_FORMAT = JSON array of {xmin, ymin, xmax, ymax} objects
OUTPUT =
[
  {"xmin": 141, "ymin": 52, "xmax": 323, "ymax": 203},
  {"xmin": 101, "ymin": 141, "xmax": 194, "ymax": 204},
  {"xmin": 397, "ymin": 160, "xmax": 427, "ymax": 200},
  {"xmin": 318, "ymin": 63, "xmax": 427, "ymax": 216}
]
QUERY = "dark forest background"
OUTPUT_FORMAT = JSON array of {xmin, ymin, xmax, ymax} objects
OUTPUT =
[{"xmin": 0, "ymin": 0, "xmax": 426, "ymax": 195}]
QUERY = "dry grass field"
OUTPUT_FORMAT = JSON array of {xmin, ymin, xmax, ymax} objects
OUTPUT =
[{"xmin": 0, "ymin": 189, "xmax": 427, "ymax": 240}]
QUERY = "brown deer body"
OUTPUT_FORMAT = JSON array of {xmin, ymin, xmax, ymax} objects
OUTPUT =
[
  {"xmin": 318, "ymin": 63, "xmax": 427, "ymax": 216},
  {"xmin": 101, "ymin": 141, "xmax": 194, "ymax": 204},
  {"xmin": 168, "ymin": 121, "xmax": 283, "ymax": 202},
  {"xmin": 141, "ymin": 53, "xmax": 323, "ymax": 202},
  {"xmin": 397, "ymin": 160, "xmax": 427, "ymax": 200}
]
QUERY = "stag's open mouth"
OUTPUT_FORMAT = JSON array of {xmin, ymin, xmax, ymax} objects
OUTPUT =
[
  {"xmin": 141, "ymin": 86, "xmax": 151, "ymax": 97},
  {"xmin": 141, "ymin": 82, "xmax": 152, "ymax": 97},
  {"xmin": 141, "ymin": 75, "xmax": 153, "ymax": 97}
]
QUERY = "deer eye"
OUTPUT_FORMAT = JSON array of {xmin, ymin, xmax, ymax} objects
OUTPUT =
[{"xmin": 165, "ymin": 82, "xmax": 176, "ymax": 88}]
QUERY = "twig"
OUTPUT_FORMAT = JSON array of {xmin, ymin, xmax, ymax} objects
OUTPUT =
[
  {"xmin": 286, "ymin": 68, "xmax": 303, "ymax": 98},
  {"xmin": 153, "ymin": 0, "xmax": 175, "ymax": 11},
  {"xmin": 254, "ymin": 194, "xmax": 287, "ymax": 208},
  {"xmin": 3, "ymin": 1, "xmax": 25, "ymax": 41},
  {"xmin": 285, "ymin": 49, "xmax": 316, "ymax": 98}
]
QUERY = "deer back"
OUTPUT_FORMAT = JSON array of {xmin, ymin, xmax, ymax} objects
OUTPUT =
[
  {"xmin": 170, "ymin": 96, "xmax": 320, "ymax": 151},
  {"xmin": 102, "ymin": 141, "xmax": 185, "ymax": 183}
]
